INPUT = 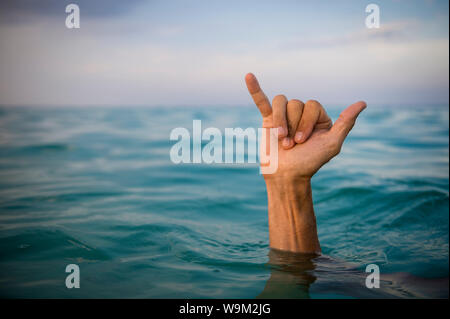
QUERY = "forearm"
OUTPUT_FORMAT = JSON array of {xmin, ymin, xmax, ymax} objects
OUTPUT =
[{"xmin": 265, "ymin": 176, "xmax": 321, "ymax": 253}]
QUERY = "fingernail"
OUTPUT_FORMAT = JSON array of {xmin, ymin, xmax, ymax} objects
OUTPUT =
[
  {"xmin": 282, "ymin": 137, "xmax": 291, "ymax": 147},
  {"xmin": 295, "ymin": 132, "xmax": 303, "ymax": 143},
  {"xmin": 277, "ymin": 127, "xmax": 286, "ymax": 137}
]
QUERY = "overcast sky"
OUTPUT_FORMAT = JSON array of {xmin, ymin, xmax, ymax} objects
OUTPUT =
[{"xmin": 0, "ymin": 0, "xmax": 448, "ymax": 107}]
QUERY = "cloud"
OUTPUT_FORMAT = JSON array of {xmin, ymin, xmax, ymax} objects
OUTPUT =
[
  {"xmin": 282, "ymin": 20, "xmax": 421, "ymax": 49},
  {"xmin": 1, "ymin": 20, "xmax": 447, "ymax": 106},
  {"xmin": 0, "ymin": 2, "xmax": 447, "ymax": 106}
]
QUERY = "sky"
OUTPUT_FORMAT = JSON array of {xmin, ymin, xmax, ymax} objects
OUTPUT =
[{"xmin": 0, "ymin": 0, "xmax": 448, "ymax": 107}]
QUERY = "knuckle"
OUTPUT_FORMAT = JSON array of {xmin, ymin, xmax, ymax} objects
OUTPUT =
[
  {"xmin": 273, "ymin": 116, "xmax": 284, "ymax": 125},
  {"xmin": 338, "ymin": 113, "xmax": 348, "ymax": 123},
  {"xmin": 305, "ymin": 99, "xmax": 321, "ymax": 112},
  {"xmin": 306, "ymin": 99, "xmax": 319, "ymax": 106},
  {"xmin": 338, "ymin": 114, "xmax": 355, "ymax": 128},
  {"xmin": 272, "ymin": 94, "xmax": 287, "ymax": 104},
  {"xmin": 253, "ymin": 93, "xmax": 268, "ymax": 107},
  {"xmin": 288, "ymin": 99, "xmax": 304, "ymax": 106},
  {"xmin": 329, "ymin": 138, "xmax": 342, "ymax": 156},
  {"xmin": 254, "ymin": 97, "xmax": 265, "ymax": 107}
]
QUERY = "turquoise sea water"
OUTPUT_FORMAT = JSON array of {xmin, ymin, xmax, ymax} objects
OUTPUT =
[{"xmin": 0, "ymin": 105, "xmax": 448, "ymax": 298}]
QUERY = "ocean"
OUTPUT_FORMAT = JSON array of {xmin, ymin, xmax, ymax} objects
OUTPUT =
[{"xmin": 0, "ymin": 104, "xmax": 448, "ymax": 298}]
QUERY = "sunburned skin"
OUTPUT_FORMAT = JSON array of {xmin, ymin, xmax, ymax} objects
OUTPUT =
[{"xmin": 245, "ymin": 73, "xmax": 366, "ymax": 253}]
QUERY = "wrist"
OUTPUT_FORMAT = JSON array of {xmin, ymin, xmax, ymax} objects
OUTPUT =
[
  {"xmin": 264, "ymin": 175, "xmax": 321, "ymax": 253},
  {"xmin": 265, "ymin": 174, "xmax": 311, "ymax": 193}
]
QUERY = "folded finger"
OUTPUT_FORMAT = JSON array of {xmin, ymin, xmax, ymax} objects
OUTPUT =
[
  {"xmin": 283, "ymin": 99, "xmax": 304, "ymax": 149},
  {"xmin": 272, "ymin": 94, "xmax": 288, "ymax": 140},
  {"xmin": 295, "ymin": 100, "xmax": 331, "ymax": 143}
]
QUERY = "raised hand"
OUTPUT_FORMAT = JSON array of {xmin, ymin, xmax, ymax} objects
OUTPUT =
[
  {"xmin": 244, "ymin": 72, "xmax": 367, "ymax": 253},
  {"xmin": 245, "ymin": 73, "xmax": 366, "ymax": 179}
]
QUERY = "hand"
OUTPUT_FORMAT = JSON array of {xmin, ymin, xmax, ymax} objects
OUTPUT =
[
  {"xmin": 245, "ymin": 73, "xmax": 366, "ymax": 179},
  {"xmin": 244, "ymin": 72, "xmax": 367, "ymax": 252}
]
